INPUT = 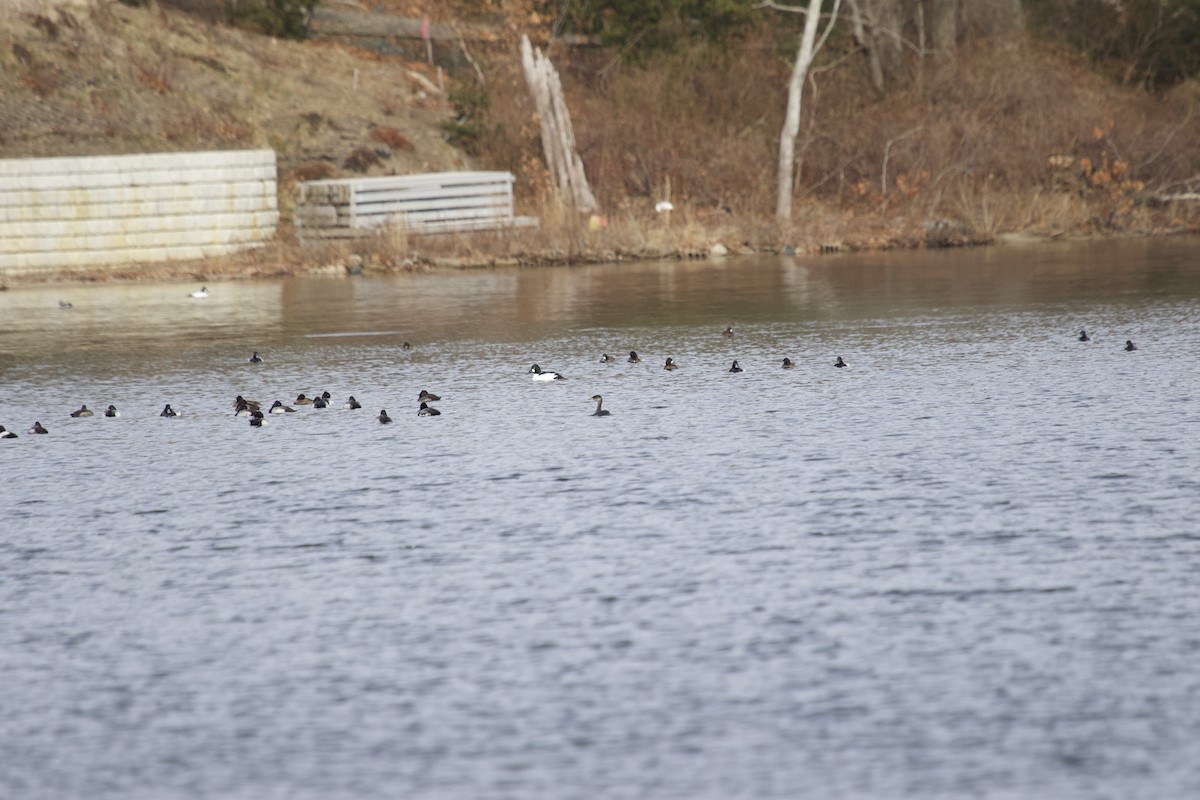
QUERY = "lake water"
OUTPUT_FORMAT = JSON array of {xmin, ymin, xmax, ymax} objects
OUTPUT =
[{"xmin": 2, "ymin": 237, "xmax": 1199, "ymax": 799}]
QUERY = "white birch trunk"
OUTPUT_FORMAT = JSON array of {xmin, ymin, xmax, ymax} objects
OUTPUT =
[
  {"xmin": 520, "ymin": 35, "xmax": 598, "ymax": 213},
  {"xmin": 776, "ymin": 0, "xmax": 827, "ymax": 222}
]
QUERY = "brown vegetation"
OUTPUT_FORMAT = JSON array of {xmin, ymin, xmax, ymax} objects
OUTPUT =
[
  {"xmin": 1, "ymin": 1, "xmax": 1197, "ymax": 284},
  {"xmin": 477, "ymin": 30, "xmax": 1200, "ymax": 251}
]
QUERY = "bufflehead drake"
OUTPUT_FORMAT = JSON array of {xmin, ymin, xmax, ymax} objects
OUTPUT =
[
  {"xmin": 418, "ymin": 390, "xmax": 441, "ymax": 403},
  {"xmin": 722, "ymin": 326, "xmax": 734, "ymax": 336},
  {"xmin": 294, "ymin": 393, "xmax": 314, "ymax": 405},
  {"xmin": 627, "ymin": 351, "xmax": 642, "ymax": 363},
  {"xmin": 1078, "ymin": 330, "xmax": 1090, "ymax": 342},
  {"xmin": 664, "ymin": 357, "xmax": 678, "ymax": 370},
  {"xmin": 160, "ymin": 404, "xmax": 179, "ymax": 418},
  {"xmin": 249, "ymin": 351, "xmax": 263, "ymax": 362},
  {"xmin": 377, "ymin": 409, "xmax": 393, "ymax": 424},
  {"xmin": 29, "ymin": 421, "xmax": 48, "ymax": 434},
  {"xmin": 782, "ymin": 358, "xmax": 796, "ymax": 369},
  {"xmin": 70, "ymin": 405, "xmax": 94, "ymax": 418},
  {"xmin": 418, "ymin": 401, "xmax": 441, "ymax": 416},
  {"xmin": 600, "ymin": 353, "xmax": 615, "ymax": 364},
  {"xmin": 1125, "ymin": 340, "xmax": 1138, "ymax": 351},
  {"xmin": 0, "ymin": 425, "xmax": 17, "ymax": 439},
  {"xmin": 249, "ymin": 411, "xmax": 267, "ymax": 427},
  {"xmin": 104, "ymin": 405, "xmax": 120, "ymax": 417},
  {"xmin": 834, "ymin": 356, "xmax": 847, "ymax": 368},
  {"xmin": 344, "ymin": 396, "xmax": 362, "ymax": 410},
  {"xmin": 189, "ymin": 287, "xmax": 209, "ymax": 299},
  {"xmin": 590, "ymin": 394, "xmax": 611, "ymax": 417},
  {"xmin": 529, "ymin": 364, "xmax": 565, "ymax": 380},
  {"xmin": 269, "ymin": 400, "xmax": 296, "ymax": 414},
  {"xmin": 729, "ymin": 360, "xmax": 743, "ymax": 373}
]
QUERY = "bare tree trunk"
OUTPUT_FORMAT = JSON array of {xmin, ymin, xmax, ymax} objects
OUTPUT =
[
  {"xmin": 765, "ymin": 0, "xmax": 841, "ymax": 222},
  {"xmin": 924, "ymin": 0, "xmax": 959, "ymax": 55},
  {"xmin": 846, "ymin": 0, "xmax": 885, "ymax": 97},
  {"xmin": 961, "ymin": 0, "xmax": 1024, "ymax": 40},
  {"xmin": 520, "ymin": 35, "xmax": 597, "ymax": 213},
  {"xmin": 875, "ymin": 0, "xmax": 907, "ymax": 83}
]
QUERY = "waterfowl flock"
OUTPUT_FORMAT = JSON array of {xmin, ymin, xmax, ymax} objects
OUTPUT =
[{"xmin": 0, "ymin": 326, "xmax": 1145, "ymax": 439}]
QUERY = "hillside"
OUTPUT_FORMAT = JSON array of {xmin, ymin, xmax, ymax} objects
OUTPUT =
[{"xmin": 2, "ymin": 0, "xmax": 1198, "ymax": 283}]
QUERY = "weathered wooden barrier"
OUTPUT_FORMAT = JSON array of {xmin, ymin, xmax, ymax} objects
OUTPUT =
[
  {"xmin": 295, "ymin": 171, "xmax": 538, "ymax": 238},
  {"xmin": 0, "ymin": 149, "xmax": 278, "ymax": 275}
]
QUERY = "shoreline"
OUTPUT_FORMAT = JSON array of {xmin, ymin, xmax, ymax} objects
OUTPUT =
[{"xmin": 8, "ymin": 227, "xmax": 1191, "ymax": 290}]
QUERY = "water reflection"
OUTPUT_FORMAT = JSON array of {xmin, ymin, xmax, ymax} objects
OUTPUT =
[{"xmin": 4, "ymin": 238, "xmax": 1197, "ymax": 357}]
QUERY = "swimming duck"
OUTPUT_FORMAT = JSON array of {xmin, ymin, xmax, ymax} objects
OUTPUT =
[
  {"xmin": 59, "ymin": 300, "xmax": 73, "ymax": 309},
  {"xmin": 1078, "ymin": 330, "xmax": 1090, "ymax": 342},
  {"xmin": 249, "ymin": 351, "xmax": 263, "ymax": 362},
  {"xmin": 234, "ymin": 399, "xmax": 258, "ymax": 416},
  {"xmin": 313, "ymin": 396, "xmax": 329, "ymax": 409},
  {"xmin": 249, "ymin": 411, "xmax": 268, "ymax": 427},
  {"xmin": 0, "ymin": 425, "xmax": 17, "ymax": 439},
  {"xmin": 664, "ymin": 357, "xmax": 679, "ymax": 370},
  {"xmin": 189, "ymin": 287, "xmax": 209, "ymax": 299},
  {"xmin": 344, "ymin": 396, "xmax": 362, "ymax": 410},
  {"xmin": 529, "ymin": 364, "xmax": 565, "ymax": 381},
  {"xmin": 418, "ymin": 401, "xmax": 441, "ymax": 416},
  {"xmin": 402, "ymin": 341, "xmax": 412, "ymax": 351},
  {"xmin": 160, "ymin": 404, "xmax": 179, "ymax": 418},
  {"xmin": 418, "ymin": 389, "xmax": 441, "ymax": 403},
  {"xmin": 1125, "ymin": 340, "xmax": 1138, "ymax": 351},
  {"xmin": 628, "ymin": 351, "xmax": 642, "ymax": 363},
  {"xmin": 722, "ymin": 326, "xmax": 735, "ymax": 336},
  {"xmin": 70, "ymin": 405, "xmax": 94, "ymax": 418},
  {"xmin": 104, "ymin": 405, "xmax": 120, "ymax": 418},
  {"xmin": 834, "ymin": 356, "xmax": 847, "ymax": 368},
  {"xmin": 294, "ymin": 393, "xmax": 314, "ymax": 405},
  {"xmin": 729, "ymin": 360, "xmax": 743, "ymax": 373},
  {"xmin": 590, "ymin": 394, "xmax": 611, "ymax": 417},
  {"xmin": 378, "ymin": 409, "xmax": 393, "ymax": 424},
  {"xmin": 29, "ymin": 421, "xmax": 48, "ymax": 434},
  {"xmin": 269, "ymin": 400, "xmax": 296, "ymax": 414},
  {"xmin": 782, "ymin": 358, "xmax": 796, "ymax": 369},
  {"xmin": 600, "ymin": 353, "xmax": 615, "ymax": 364}
]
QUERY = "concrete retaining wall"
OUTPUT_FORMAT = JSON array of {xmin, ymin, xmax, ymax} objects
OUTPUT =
[{"xmin": 0, "ymin": 149, "xmax": 279, "ymax": 275}]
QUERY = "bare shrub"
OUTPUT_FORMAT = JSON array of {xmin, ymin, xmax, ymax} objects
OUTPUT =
[
  {"xmin": 288, "ymin": 161, "xmax": 336, "ymax": 182},
  {"xmin": 343, "ymin": 147, "xmax": 382, "ymax": 172},
  {"xmin": 370, "ymin": 126, "xmax": 415, "ymax": 151}
]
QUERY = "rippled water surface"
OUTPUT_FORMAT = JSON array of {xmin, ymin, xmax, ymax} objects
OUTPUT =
[{"xmin": 3, "ymin": 238, "xmax": 1200, "ymax": 799}]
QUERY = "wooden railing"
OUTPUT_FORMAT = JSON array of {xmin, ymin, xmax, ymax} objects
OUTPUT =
[{"xmin": 295, "ymin": 171, "xmax": 538, "ymax": 238}]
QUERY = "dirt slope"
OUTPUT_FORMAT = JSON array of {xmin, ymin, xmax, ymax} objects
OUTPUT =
[{"xmin": 0, "ymin": 1, "xmax": 469, "ymax": 196}]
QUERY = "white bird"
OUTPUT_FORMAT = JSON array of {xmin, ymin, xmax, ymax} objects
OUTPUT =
[
  {"xmin": 189, "ymin": 287, "xmax": 209, "ymax": 299},
  {"xmin": 655, "ymin": 201, "xmax": 674, "ymax": 213},
  {"xmin": 529, "ymin": 364, "xmax": 565, "ymax": 381}
]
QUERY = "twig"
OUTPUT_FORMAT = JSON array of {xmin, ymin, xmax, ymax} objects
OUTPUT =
[
  {"xmin": 451, "ymin": 24, "xmax": 486, "ymax": 87},
  {"xmin": 881, "ymin": 125, "xmax": 922, "ymax": 194}
]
